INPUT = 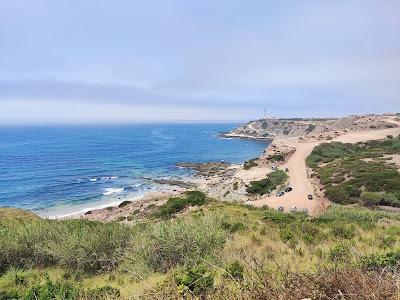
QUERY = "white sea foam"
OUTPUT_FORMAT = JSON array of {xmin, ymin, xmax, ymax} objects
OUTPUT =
[
  {"xmin": 101, "ymin": 176, "xmax": 118, "ymax": 180},
  {"xmin": 89, "ymin": 178, "xmax": 97, "ymax": 182},
  {"xmin": 103, "ymin": 187, "xmax": 124, "ymax": 195}
]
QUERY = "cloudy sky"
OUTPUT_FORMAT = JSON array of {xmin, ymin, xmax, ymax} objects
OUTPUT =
[{"xmin": 0, "ymin": 0, "xmax": 399, "ymax": 124}]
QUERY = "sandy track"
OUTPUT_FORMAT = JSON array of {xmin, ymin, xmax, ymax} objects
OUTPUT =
[{"xmin": 252, "ymin": 118, "xmax": 400, "ymax": 215}]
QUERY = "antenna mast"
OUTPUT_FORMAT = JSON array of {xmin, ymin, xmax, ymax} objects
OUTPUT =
[{"xmin": 264, "ymin": 108, "xmax": 267, "ymax": 119}]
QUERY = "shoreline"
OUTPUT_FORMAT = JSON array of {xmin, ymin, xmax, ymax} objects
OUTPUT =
[{"xmin": 4, "ymin": 114, "xmax": 400, "ymax": 221}]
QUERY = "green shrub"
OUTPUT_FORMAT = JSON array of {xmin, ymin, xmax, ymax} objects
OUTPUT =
[
  {"xmin": 246, "ymin": 170, "xmax": 288, "ymax": 195},
  {"xmin": 185, "ymin": 191, "xmax": 207, "ymax": 206},
  {"xmin": 118, "ymin": 200, "xmax": 132, "ymax": 208},
  {"xmin": 86, "ymin": 285, "xmax": 121, "ymax": 299},
  {"xmin": 225, "ymin": 261, "xmax": 244, "ymax": 281},
  {"xmin": 244, "ymin": 158, "xmax": 258, "ymax": 170},
  {"xmin": 126, "ymin": 214, "xmax": 227, "ymax": 273},
  {"xmin": 316, "ymin": 204, "xmax": 400, "ymax": 227},
  {"xmin": 331, "ymin": 223, "xmax": 356, "ymax": 239},
  {"xmin": 280, "ymin": 228, "xmax": 297, "ymax": 247},
  {"xmin": 22, "ymin": 277, "xmax": 79, "ymax": 300},
  {"xmin": 154, "ymin": 191, "xmax": 208, "ymax": 219},
  {"xmin": 263, "ymin": 209, "xmax": 302, "ymax": 225},
  {"xmin": 0, "ymin": 219, "xmax": 132, "ymax": 273},
  {"xmin": 0, "ymin": 290, "xmax": 19, "ymax": 300},
  {"xmin": 175, "ymin": 264, "xmax": 214, "ymax": 296},
  {"xmin": 361, "ymin": 251, "xmax": 400, "ymax": 270},
  {"xmin": 221, "ymin": 221, "xmax": 245, "ymax": 233},
  {"xmin": 267, "ymin": 154, "xmax": 285, "ymax": 162},
  {"xmin": 329, "ymin": 244, "xmax": 350, "ymax": 264},
  {"xmin": 233, "ymin": 182, "xmax": 239, "ymax": 190}
]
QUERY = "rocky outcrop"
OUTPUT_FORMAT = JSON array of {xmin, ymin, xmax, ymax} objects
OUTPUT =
[{"xmin": 176, "ymin": 162, "xmax": 231, "ymax": 176}]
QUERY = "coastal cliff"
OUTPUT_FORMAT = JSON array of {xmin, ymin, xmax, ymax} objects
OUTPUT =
[{"xmin": 225, "ymin": 114, "xmax": 397, "ymax": 139}]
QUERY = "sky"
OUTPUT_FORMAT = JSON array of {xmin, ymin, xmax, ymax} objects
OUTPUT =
[{"xmin": 0, "ymin": 0, "xmax": 399, "ymax": 124}]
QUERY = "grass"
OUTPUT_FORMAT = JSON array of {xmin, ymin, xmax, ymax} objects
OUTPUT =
[
  {"xmin": 307, "ymin": 136, "xmax": 400, "ymax": 207},
  {"xmin": 1, "ymin": 197, "xmax": 400, "ymax": 298},
  {"xmin": 246, "ymin": 170, "xmax": 288, "ymax": 195}
]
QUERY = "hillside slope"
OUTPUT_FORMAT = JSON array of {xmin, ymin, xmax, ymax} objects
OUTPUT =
[{"xmin": 225, "ymin": 114, "xmax": 398, "ymax": 138}]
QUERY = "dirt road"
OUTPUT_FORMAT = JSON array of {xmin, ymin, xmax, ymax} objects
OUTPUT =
[{"xmin": 251, "ymin": 117, "xmax": 400, "ymax": 215}]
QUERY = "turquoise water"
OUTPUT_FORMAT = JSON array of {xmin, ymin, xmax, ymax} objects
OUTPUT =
[{"xmin": 0, "ymin": 124, "xmax": 269, "ymax": 216}]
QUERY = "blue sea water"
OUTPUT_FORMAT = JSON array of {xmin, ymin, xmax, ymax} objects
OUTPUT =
[{"xmin": 0, "ymin": 124, "xmax": 269, "ymax": 217}]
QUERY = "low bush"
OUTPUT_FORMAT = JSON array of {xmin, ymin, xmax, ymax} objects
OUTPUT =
[
  {"xmin": 267, "ymin": 154, "xmax": 285, "ymax": 162},
  {"xmin": 329, "ymin": 244, "xmax": 350, "ymax": 264},
  {"xmin": 316, "ymin": 204, "xmax": 400, "ymax": 226},
  {"xmin": 125, "ymin": 214, "xmax": 227, "ymax": 273},
  {"xmin": 246, "ymin": 170, "xmax": 288, "ymax": 195},
  {"xmin": 330, "ymin": 222, "xmax": 356, "ymax": 239},
  {"xmin": 0, "ymin": 219, "xmax": 132, "ymax": 273},
  {"xmin": 221, "ymin": 221, "xmax": 245, "ymax": 233},
  {"xmin": 360, "ymin": 250, "xmax": 400, "ymax": 270},
  {"xmin": 118, "ymin": 200, "xmax": 131, "ymax": 208},
  {"xmin": 154, "ymin": 191, "xmax": 208, "ymax": 219},
  {"xmin": 244, "ymin": 158, "xmax": 258, "ymax": 170},
  {"xmin": 225, "ymin": 261, "xmax": 244, "ymax": 281},
  {"xmin": 233, "ymin": 182, "xmax": 239, "ymax": 190},
  {"xmin": 175, "ymin": 264, "xmax": 214, "ymax": 296}
]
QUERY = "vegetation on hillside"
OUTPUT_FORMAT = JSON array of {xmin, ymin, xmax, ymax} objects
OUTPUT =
[
  {"xmin": 2, "ymin": 197, "xmax": 399, "ymax": 299},
  {"xmin": 243, "ymin": 158, "xmax": 258, "ymax": 170},
  {"xmin": 246, "ymin": 170, "xmax": 288, "ymax": 195},
  {"xmin": 266, "ymin": 153, "xmax": 285, "ymax": 162},
  {"xmin": 307, "ymin": 136, "xmax": 400, "ymax": 207},
  {"xmin": 153, "ymin": 190, "xmax": 208, "ymax": 219}
]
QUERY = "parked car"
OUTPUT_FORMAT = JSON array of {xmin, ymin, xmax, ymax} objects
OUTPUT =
[
  {"xmin": 245, "ymin": 201, "xmax": 252, "ymax": 205},
  {"xmin": 284, "ymin": 187, "xmax": 292, "ymax": 192},
  {"xmin": 271, "ymin": 165, "xmax": 277, "ymax": 170},
  {"xmin": 278, "ymin": 206, "xmax": 284, "ymax": 212},
  {"xmin": 290, "ymin": 206, "xmax": 298, "ymax": 212},
  {"xmin": 301, "ymin": 208, "xmax": 308, "ymax": 214},
  {"xmin": 308, "ymin": 194, "xmax": 313, "ymax": 200},
  {"xmin": 276, "ymin": 191, "xmax": 284, "ymax": 197},
  {"xmin": 285, "ymin": 168, "xmax": 289, "ymax": 172}
]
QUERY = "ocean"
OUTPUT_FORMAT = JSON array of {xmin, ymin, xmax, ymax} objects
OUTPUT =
[{"xmin": 0, "ymin": 124, "xmax": 270, "ymax": 217}]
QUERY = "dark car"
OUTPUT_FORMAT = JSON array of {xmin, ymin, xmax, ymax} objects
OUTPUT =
[
  {"xmin": 276, "ymin": 191, "xmax": 284, "ymax": 197},
  {"xmin": 278, "ymin": 206, "xmax": 284, "ymax": 212},
  {"xmin": 285, "ymin": 187, "xmax": 292, "ymax": 192},
  {"xmin": 308, "ymin": 194, "xmax": 313, "ymax": 200}
]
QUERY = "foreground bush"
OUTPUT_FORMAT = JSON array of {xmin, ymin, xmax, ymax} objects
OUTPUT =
[
  {"xmin": 0, "ymin": 219, "xmax": 132, "ymax": 274},
  {"xmin": 143, "ymin": 265, "xmax": 400, "ymax": 300},
  {"xmin": 123, "ymin": 214, "xmax": 227, "ymax": 274},
  {"xmin": 0, "ymin": 271, "xmax": 120, "ymax": 300}
]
